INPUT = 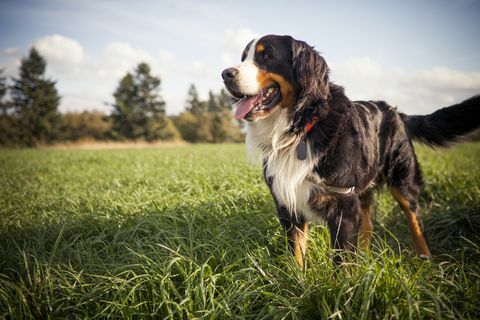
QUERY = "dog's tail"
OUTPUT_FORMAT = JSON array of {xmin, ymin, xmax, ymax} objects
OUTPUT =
[{"xmin": 401, "ymin": 95, "xmax": 480, "ymax": 147}]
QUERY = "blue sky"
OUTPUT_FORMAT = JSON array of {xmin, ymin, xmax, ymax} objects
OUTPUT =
[{"xmin": 1, "ymin": 0, "xmax": 479, "ymax": 115}]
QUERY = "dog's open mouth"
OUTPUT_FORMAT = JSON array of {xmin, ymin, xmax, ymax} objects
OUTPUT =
[{"xmin": 234, "ymin": 83, "xmax": 281, "ymax": 120}]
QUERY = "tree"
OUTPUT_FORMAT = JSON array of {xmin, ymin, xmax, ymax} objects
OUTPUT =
[
  {"xmin": 0, "ymin": 69, "xmax": 7, "ymax": 115},
  {"xmin": 173, "ymin": 111, "xmax": 198, "ymax": 142},
  {"xmin": 176, "ymin": 87, "xmax": 244, "ymax": 143},
  {"xmin": 207, "ymin": 90, "xmax": 220, "ymax": 112},
  {"xmin": 218, "ymin": 109, "xmax": 244, "ymax": 142},
  {"xmin": 60, "ymin": 111, "xmax": 113, "ymax": 142},
  {"xmin": 208, "ymin": 89, "xmax": 243, "ymax": 142},
  {"xmin": 0, "ymin": 69, "xmax": 15, "ymax": 145},
  {"xmin": 207, "ymin": 90, "xmax": 223, "ymax": 142},
  {"xmin": 185, "ymin": 84, "xmax": 207, "ymax": 116},
  {"xmin": 144, "ymin": 115, "xmax": 180, "ymax": 141},
  {"xmin": 9, "ymin": 48, "xmax": 61, "ymax": 146},
  {"xmin": 111, "ymin": 62, "xmax": 177, "ymax": 141},
  {"xmin": 217, "ymin": 89, "xmax": 233, "ymax": 111},
  {"xmin": 111, "ymin": 72, "xmax": 135, "ymax": 139}
]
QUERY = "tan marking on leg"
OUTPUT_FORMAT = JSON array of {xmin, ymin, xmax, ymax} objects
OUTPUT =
[
  {"xmin": 404, "ymin": 210, "xmax": 431, "ymax": 258},
  {"xmin": 358, "ymin": 205, "xmax": 373, "ymax": 251},
  {"xmin": 390, "ymin": 188, "xmax": 431, "ymax": 258},
  {"xmin": 292, "ymin": 222, "xmax": 309, "ymax": 268}
]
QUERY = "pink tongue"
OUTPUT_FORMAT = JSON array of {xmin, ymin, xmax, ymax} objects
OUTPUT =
[{"xmin": 235, "ymin": 96, "xmax": 258, "ymax": 120}]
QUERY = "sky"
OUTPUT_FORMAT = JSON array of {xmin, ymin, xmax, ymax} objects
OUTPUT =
[{"xmin": 1, "ymin": 0, "xmax": 479, "ymax": 115}]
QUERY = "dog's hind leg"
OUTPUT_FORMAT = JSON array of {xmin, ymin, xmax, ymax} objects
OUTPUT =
[
  {"xmin": 390, "ymin": 187, "xmax": 431, "ymax": 258},
  {"xmin": 358, "ymin": 190, "xmax": 375, "ymax": 251},
  {"xmin": 384, "ymin": 134, "xmax": 431, "ymax": 258}
]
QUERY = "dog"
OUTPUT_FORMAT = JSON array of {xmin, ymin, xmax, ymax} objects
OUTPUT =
[{"xmin": 222, "ymin": 34, "xmax": 480, "ymax": 266}]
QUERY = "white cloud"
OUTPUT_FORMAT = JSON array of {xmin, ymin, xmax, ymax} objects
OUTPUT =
[
  {"xmin": 34, "ymin": 35, "xmax": 157, "ymax": 81},
  {"xmin": 330, "ymin": 57, "xmax": 480, "ymax": 114},
  {"xmin": 158, "ymin": 49, "xmax": 175, "ymax": 62},
  {"xmin": 221, "ymin": 28, "xmax": 258, "ymax": 66},
  {"xmin": 26, "ymin": 35, "xmax": 163, "ymax": 112},
  {"xmin": 34, "ymin": 35, "xmax": 84, "ymax": 74},
  {"xmin": 3, "ymin": 32, "xmax": 479, "ymax": 116},
  {"xmin": 187, "ymin": 60, "xmax": 208, "ymax": 78},
  {"xmin": 0, "ymin": 57, "xmax": 21, "ymax": 79},
  {"xmin": 415, "ymin": 67, "xmax": 480, "ymax": 90},
  {"xmin": 4, "ymin": 34, "xmax": 217, "ymax": 114},
  {"xmin": 94, "ymin": 42, "xmax": 155, "ymax": 79}
]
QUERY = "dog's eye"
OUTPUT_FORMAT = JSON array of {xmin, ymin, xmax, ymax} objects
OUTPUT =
[{"xmin": 262, "ymin": 52, "xmax": 270, "ymax": 60}]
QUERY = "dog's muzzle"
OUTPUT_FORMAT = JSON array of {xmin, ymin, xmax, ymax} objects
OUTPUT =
[{"xmin": 221, "ymin": 67, "xmax": 243, "ymax": 98}]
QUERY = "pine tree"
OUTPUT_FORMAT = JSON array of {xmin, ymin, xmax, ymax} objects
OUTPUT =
[
  {"xmin": 0, "ymin": 69, "xmax": 14, "ymax": 145},
  {"xmin": 0, "ymin": 69, "xmax": 7, "ymax": 115},
  {"xmin": 10, "ymin": 48, "xmax": 61, "ymax": 146},
  {"xmin": 185, "ymin": 84, "xmax": 207, "ymax": 116},
  {"xmin": 206, "ymin": 90, "xmax": 223, "ymax": 142},
  {"xmin": 217, "ymin": 89, "xmax": 233, "ymax": 111},
  {"xmin": 209, "ymin": 89, "xmax": 243, "ymax": 142},
  {"xmin": 111, "ymin": 72, "xmax": 135, "ymax": 139},
  {"xmin": 219, "ymin": 88, "xmax": 245, "ymax": 131},
  {"xmin": 207, "ymin": 90, "xmax": 220, "ymax": 112},
  {"xmin": 111, "ymin": 62, "xmax": 177, "ymax": 141},
  {"xmin": 177, "ymin": 86, "xmax": 244, "ymax": 143}
]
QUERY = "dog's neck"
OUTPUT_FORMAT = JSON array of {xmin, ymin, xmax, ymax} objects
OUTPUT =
[
  {"xmin": 290, "ymin": 83, "xmax": 349, "ymax": 130},
  {"xmin": 245, "ymin": 108, "xmax": 297, "ymax": 162},
  {"xmin": 246, "ymin": 84, "xmax": 350, "ymax": 159}
]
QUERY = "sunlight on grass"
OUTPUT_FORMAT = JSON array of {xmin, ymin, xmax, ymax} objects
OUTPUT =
[{"xmin": 0, "ymin": 143, "xmax": 479, "ymax": 318}]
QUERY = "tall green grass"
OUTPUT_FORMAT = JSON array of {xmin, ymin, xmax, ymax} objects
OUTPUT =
[{"xmin": 0, "ymin": 143, "xmax": 479, "ymax": 319}]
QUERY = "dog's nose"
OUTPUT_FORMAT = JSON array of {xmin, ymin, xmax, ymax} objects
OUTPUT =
[{"xmin": 222, "ymin": 68, "xmax": 238, "ymax": 81}]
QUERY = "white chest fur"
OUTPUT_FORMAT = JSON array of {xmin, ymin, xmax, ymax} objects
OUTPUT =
[{"xmin": 246, "ymin": 109, "xmax": 320, "ymax": 221}]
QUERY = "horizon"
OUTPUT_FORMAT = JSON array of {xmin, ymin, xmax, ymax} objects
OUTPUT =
[{"xmin": 1, "ymin": 0, "xmax": 479, "ymax": 115}]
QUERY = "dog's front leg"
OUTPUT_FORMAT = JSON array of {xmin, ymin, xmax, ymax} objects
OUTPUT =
[
  {"xmin": 277, "ymin": 206, "xmax": 309, "ymax": 268},
  {"xmin": 263, "ymin": 165, "xmax": 309, "ymax": 267},
  {"xmin": 326, "ymin": 196, "xmax": 361, "ymax": 264},
  {"xmin": 263, "ymin": 165, "xmax": 308, "ymax": 268}
]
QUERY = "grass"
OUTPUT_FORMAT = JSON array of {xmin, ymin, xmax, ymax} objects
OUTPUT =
[{"xmin": 0, "ymin": 143, "xmax": 479, "ymax": 319}]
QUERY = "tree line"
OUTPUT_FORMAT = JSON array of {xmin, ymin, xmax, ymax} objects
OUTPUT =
[{"xmin": 0, "ymin": 48, "xmax": 243, "ymax": 147}]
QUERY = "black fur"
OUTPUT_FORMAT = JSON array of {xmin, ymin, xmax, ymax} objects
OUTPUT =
[
  {"xmin": 401, "ymin": 95, "xmax": 480, "ymax": 147},
  {"xmin": 223, "ymin": 34, "xmax": 480, "ymax": 263}
]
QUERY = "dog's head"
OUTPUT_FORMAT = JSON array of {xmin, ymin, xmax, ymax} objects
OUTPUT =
[{"xmin": 222, "ymin": 35, "xmax": 330, "ymax": 122}]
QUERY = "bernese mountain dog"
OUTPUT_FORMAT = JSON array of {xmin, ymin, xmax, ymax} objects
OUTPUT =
[{"xmin": 222, "ymin": 34, "xmax": 480, "ymax": 267}]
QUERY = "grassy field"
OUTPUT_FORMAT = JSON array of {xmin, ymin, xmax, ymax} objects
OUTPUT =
[{"xmin": 0, "ymin": 143, "xmax": 479, "ymax": 319}]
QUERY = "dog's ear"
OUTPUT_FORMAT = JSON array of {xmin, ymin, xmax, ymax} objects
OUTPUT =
[
  {"xmin": 290, "ymin": 39, "xmax": 330, "ymax": 132},
  {"xmin": 292, "ymin": 39, "xmax": 330, "ymax": 106}
]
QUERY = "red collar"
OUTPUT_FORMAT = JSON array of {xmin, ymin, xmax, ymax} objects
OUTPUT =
[{"xmin": 304, "ymin": 115, "xmax": 320, "ymax": 135}]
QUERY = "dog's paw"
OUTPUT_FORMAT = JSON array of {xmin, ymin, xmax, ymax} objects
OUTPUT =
[{"xmin": 418, "ymin": 254, "xmax": 431, "ymax": 261}]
